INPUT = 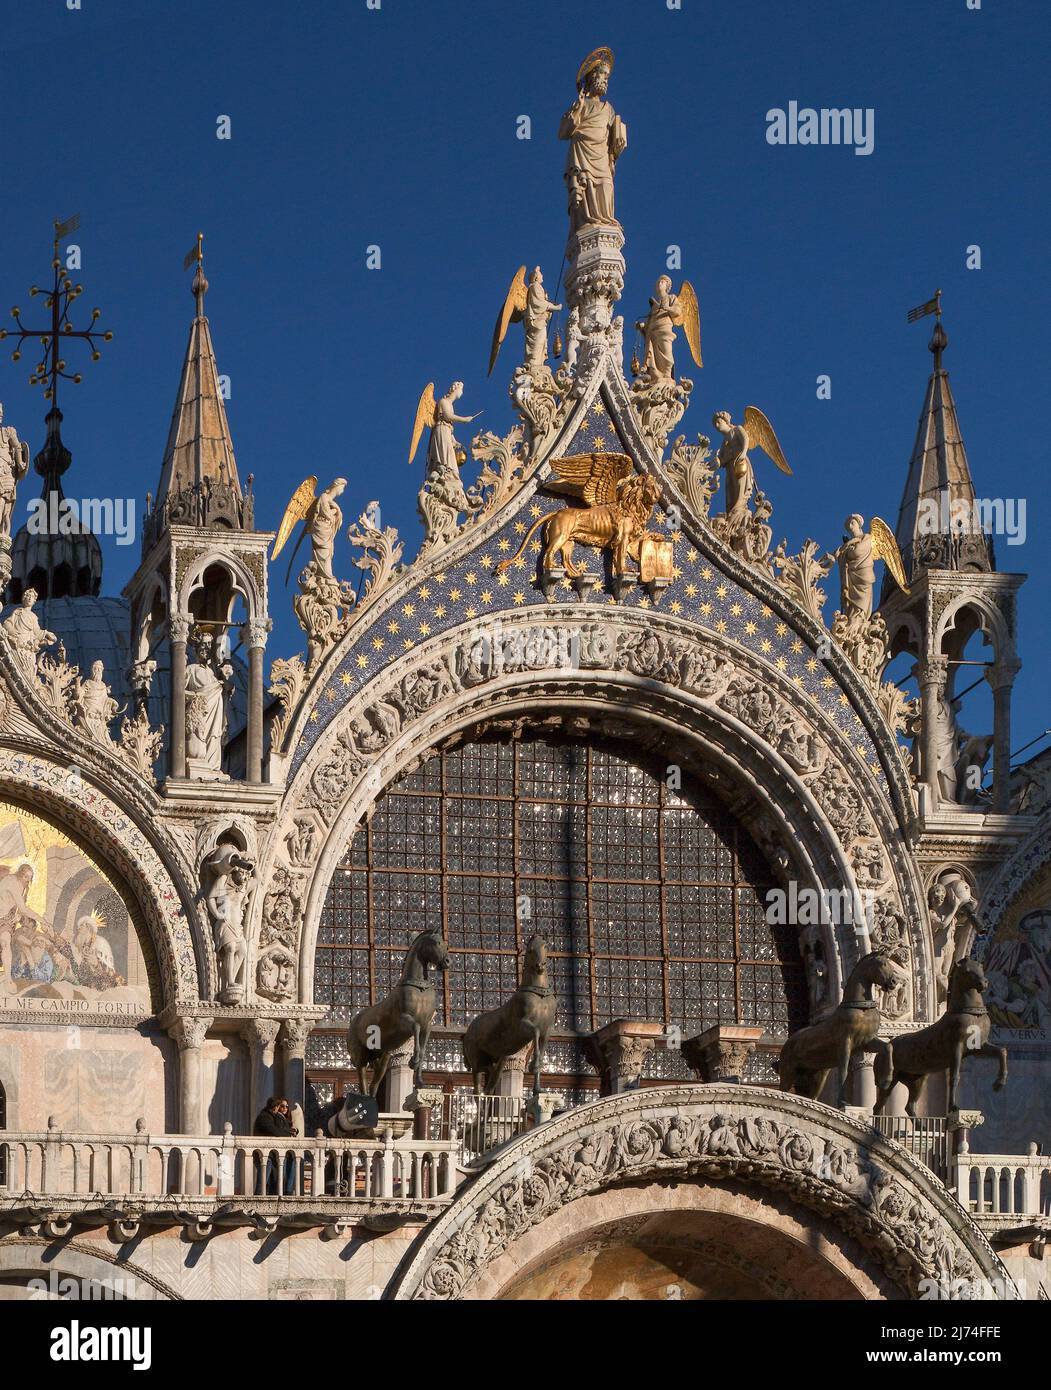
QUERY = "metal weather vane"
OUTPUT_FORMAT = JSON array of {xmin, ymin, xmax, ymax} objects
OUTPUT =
[{"xmin": 0, "ymin": 216, "xmax": 113, "ymax": 407}]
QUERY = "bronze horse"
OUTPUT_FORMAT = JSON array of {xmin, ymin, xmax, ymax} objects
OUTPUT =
[
  {"xmin": 347, "ymin": 928, "xmax": 449, "ymax": 1098},
  {"xmin": 876, "ymin": 957, "xmax": 1007, "ymax": 1117},
  {"xmin": 463, "ymin": 933, "xmax": 556, "ymax": 1097},
  {"xmin": 779, "ymin": 949, "xmax": 904, "ymax": 1107}
]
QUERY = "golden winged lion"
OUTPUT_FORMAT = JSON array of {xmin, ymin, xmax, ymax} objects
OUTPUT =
[{"xmin": 495, "ymin": 453, "xmax": 661, "ymax": 578}]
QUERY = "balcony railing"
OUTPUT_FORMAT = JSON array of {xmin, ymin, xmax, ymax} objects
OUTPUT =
[
  {"xmin": 952, "ymin": 1150, "xmax": 1051, "ymax": 1223},
  {"xmin": 871, "ymin": 1114, "xmax": 949, "ymax": 1180},
  {"xmin": 0, "ymin": 1124, "xmax": 458, "ymax": 1212}
]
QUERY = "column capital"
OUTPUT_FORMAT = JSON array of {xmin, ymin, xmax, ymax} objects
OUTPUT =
[
  {"xmin": 918, "ymin": 656, "xmax": 949, "ymax": 687},
  {"xmin": 240, "ymin": 1017, "xmax": 281, "ymax": 1049},
  {"xmin": 169, "ymin": 615, "xmax": 191, "ymax": 644},
  {"xmin": 682, "ymin": 1024, "xmax": 764, "ymax": 1084},
  {"xmin": 168, "ymin": 1015, "xmax": 212, "ymax": 1051},
  {"xmin": 278, "ymin": 1018, "xmax": 312, "ymax": 1055},
  {"xmin": 586, "ymin": 1019, "xmax": 663, "ymax": 1093},
  {"xmin": 242, "ymin": 618, "xmax": 272, "ymax": 651},
  {"xmin": 984, "ymin": 660, "xmax": 1021, "ymax": 693}
]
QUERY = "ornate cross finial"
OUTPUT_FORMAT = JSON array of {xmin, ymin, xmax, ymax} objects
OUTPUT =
[
  {"xmin": 183, "ymin": 232, "xmax": 208, "ymax": 316},
  {"xmin": 0, "ymin": 217, "xmax": 113, "ymax": 409}
]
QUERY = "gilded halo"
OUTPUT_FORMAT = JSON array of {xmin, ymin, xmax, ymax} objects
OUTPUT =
[{"xmin": 576, "ymin": 46, "xmax": 614, "ymax": 89}]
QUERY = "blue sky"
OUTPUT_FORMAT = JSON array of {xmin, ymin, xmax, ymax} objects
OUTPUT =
[{"xmin": 1, "ymin": 0, "xmax": 1048, "ymax": 751}]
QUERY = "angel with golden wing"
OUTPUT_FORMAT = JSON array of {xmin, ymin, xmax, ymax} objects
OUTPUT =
[
  {"xmin": 271, "ymin": 476, "xmax": 348, "ymax": 581},
  {"xmin": 489, "ymin": 266, "xmax": 562, "ymax": 376},
  {"xmin": 711, "ymin": 407, "xmax": 792, "ymax": 542},
  {"xmin": 833, "ymin": 514, "xmax": 909, "ymax": 619},
  {"xmin": 635, "ymin": 276, "xmax": 702, "ymax": 382}
]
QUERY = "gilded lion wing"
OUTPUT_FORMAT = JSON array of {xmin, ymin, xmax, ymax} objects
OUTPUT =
[
  {"xmin": 548, "ymin": 452, "xmax": 634, "ymax": 507},
  {"xmin": 488, "ymin": 266, "xmax": 529, "ymax": 376},
  {"xmin": 408, "ymin": 382, "xmax": 437, "ymax": 466},
  {"xmin": 743, "ymin": 405, "xmax": 792, "ymax": 475},
  {"xmin": 870, "ymin": 515, "xmax": 910, "ymax": 594},
  {"xmin": 678, "ymin": 280, "xmax": 703, "ymax": 368},
  {"xmin": 271, "ymin": 476, "xmax": 318, "ymax": 559}
]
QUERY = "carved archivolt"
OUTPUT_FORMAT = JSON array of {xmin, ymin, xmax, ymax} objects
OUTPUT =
[
  {"xmin": 978, "ymin": 807, "xmax": 1051, "ymax": 939},
  {"xmin": 263, "ymin": 606, "xmax": 932, "ymax": 1018},
  {"xmin": 388, "ymin": 1086, "xmax": 1014, "ymax": 1301}
]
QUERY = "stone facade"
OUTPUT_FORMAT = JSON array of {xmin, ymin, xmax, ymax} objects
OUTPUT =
[{"xmin": 0, "ymin": 51, "xmax": 1047, "ymax": 1304}]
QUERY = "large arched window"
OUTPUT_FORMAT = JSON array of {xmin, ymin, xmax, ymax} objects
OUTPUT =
[{"xmin": 309, "ymin": 731, "xmax": 806, "ymax": 1101}]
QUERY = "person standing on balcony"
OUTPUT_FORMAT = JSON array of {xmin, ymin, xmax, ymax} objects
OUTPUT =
[{"xmin": 253, "ymin": 1097, "xmax": 296, "ymax": 1194}]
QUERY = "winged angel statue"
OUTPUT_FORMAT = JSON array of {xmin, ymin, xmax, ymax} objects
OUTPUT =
[
  {"xmin": 711, "ymin": 406, "xmax": 792, "ymax": 561},
  {"xmin": 272, "ymin": 476, "xmax": 358, "ymax": 666},
  {"xmin": 635, "ymin": 276, "xmax": 702, "ymax": 381},
  {"xmin": 496, "ymin": 453, "xmax": 660, "ymax": 578},
  {"xmin": 271, "ymin": 476, "xmax": 347, "ymax": 581},
  {"xmin": 409, "ymin": 382, "xmax": 483, "ymax": 549},
  {"xmin": 489, "ymin": 266, "xmax": 562, "ymax": 376},
  {"xmin": 833, "ymin": 513, "xmax": 909, "ymax": 619}
]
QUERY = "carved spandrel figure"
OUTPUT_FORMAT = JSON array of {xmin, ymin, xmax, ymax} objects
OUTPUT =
[
  {"xmin": 184, "ymin": 632, "xmax": 231, "ymax": 780},
  {"xmin": 0, "ymin": 403, "xmax": 30, "ymax": 542},
  {"xmin": 74, "ymin": 660, "xmax": 120, "ymax": 746},
  {"xmin": 200, "ymin": 842, "xmax": 254, "ymax": 1004},
  {"xmin": 489, "ymin": 267, "xmax": 563, "ymax": 376},
  {"xmin": 1, "ymin": 587, "xmax": 58, "ymax": 679},
  {"xmin": 634, "ymin": 277, "xmax": 701, "ymax": 383},
  {"xmin": 559, "ymin": 46, "xmax": 627, "ymax": 232}
]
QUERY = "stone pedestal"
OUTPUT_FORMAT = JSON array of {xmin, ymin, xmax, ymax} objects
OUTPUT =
[
  {"xmin": 682, "ymin": 1025, "xmax": 764, "ymax": 1084},
  {"xmin": 586, "ymin": 1019, "xmax": 663, "ymax": 1095},
  {"xmin": 564, "ymin": 223, "xmax": 625, "ymax": 334},
  {"xmin": 492, "ymin": 1047, "xmax": 530, "ymax": 1099},
  {"xmin": 381, "ymin": 1040, "xmax": 417, "ymax": 1114}
]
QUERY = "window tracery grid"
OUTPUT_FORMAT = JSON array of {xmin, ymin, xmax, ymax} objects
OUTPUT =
[{"xmin": 314, "ymin": 733, "xmax": 806, "ymax": 1054}]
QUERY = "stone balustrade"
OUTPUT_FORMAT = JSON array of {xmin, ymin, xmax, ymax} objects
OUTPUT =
[
  {"xmin": 0, "ymin": 1122, "xmax": 458, "ymax": 1217},
  {"xmin": 952, "ymin": 1148, "xmax": 1051, "ymax": 1224}
]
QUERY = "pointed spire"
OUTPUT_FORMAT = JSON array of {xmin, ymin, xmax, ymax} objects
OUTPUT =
[
  {"xmin": 887, "ymin": 303, "xmax": 994, "ymax": 592},
  {"xmin": 150, "ymin": 236, "xmax": 249, "ymax": 540}
]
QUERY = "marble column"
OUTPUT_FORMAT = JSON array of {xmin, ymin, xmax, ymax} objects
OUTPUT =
[
  {"xmin": 168, "ymin": 1016, "xmax": 212, "ymax": 1135},
  {"xmin": 919, "ymin": 656, "xmax": 948, "ymax": 808},
  {"xmin": 279, "ymin": 1019, "xmax": 311, "ymax": 1135},
  {"xmin": 169, "ymin": 616, "xmax": 189, "ymax": 780},
  {"xmin": 851, "ymin": 1052, "xmax": 878, "ymax": 1111},
  {"xmin": 241, "ymin": 1018, "xmax": 281, "ymax": 1126},
  {"xmin": 243, "ymin": 619, "xmax": 271, "ymax": 784},
  {"xmin": 986, "ymin": 661, "xmax": 1020, "ymax": 814}
]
